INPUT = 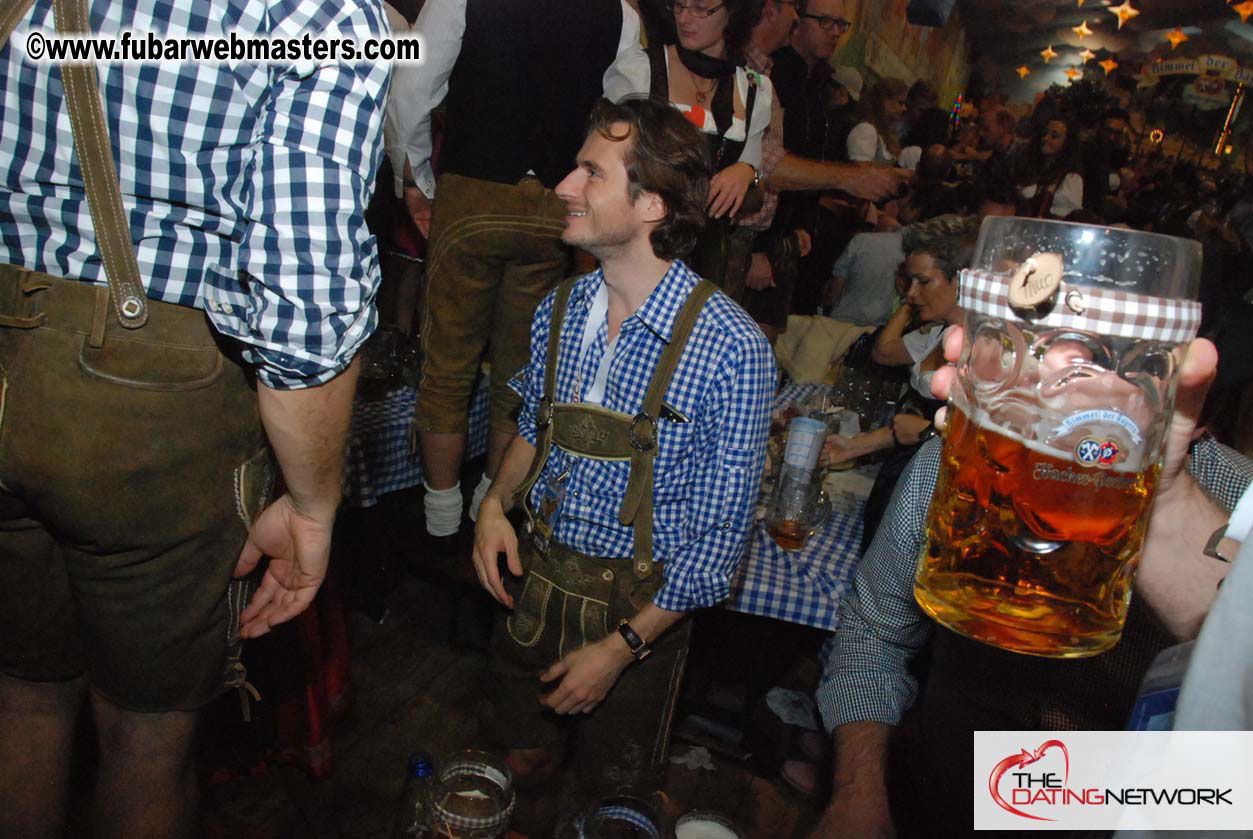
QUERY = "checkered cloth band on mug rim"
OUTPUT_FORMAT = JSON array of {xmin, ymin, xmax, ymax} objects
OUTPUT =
[{"xmin": 959, "ymin": 268, "xmax": 1202, "ymax": 345}]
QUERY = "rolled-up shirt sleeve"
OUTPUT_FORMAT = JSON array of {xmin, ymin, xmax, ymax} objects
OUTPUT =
[
  {"xmin": 653, "ymin": 328, "xmax": 776, "ymax": 612},
  {"xmin": 816, "ymin": 441, "xmax": 940, "ymax": 732},
  {"xmin": 216, "ymin": 5, "xmax": 389, "ymax": 390}
]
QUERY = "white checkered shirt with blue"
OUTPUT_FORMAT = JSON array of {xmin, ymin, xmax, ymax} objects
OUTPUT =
[
  {"xmin": 0, "ymin": 0, "xmax": 390, "ymax": 389},
  {"xmin": 511, "ymin": 261, "xmax": 777, "ymax": 613}
]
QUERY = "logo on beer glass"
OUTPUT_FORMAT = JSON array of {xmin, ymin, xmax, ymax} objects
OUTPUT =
[{"xmin": 1075, "ymin": 437, "xmax": 1121, "ymax": 469}]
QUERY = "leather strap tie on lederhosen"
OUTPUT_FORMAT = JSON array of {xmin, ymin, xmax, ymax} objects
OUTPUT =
[{"xmin": 516, "ymin": 277, "xmax": 717, "ymax": 580}]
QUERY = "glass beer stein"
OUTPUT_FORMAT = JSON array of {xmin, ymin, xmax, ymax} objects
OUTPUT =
[{"xmin": 914, "ymin": 218, "xmax": 1201, "ymax": 658}]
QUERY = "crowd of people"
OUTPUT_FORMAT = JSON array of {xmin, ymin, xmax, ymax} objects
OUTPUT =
[{"xmin": 1, "ymin": 0, "xmax": 1251, "ymax": 837}]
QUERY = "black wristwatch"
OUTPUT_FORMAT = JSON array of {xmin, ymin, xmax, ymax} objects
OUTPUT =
[
  {"xmin": 916, "ymin": 425, "xmax": 939, "ymax": 445},
  {"xmin": 617, "ymin": 619, "xmax": 652, "ymax": 662}
]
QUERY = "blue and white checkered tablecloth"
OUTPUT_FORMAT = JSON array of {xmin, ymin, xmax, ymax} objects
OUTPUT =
[
  {"xmin": 343, "ymin": 379, "xmax": 491, "ymax": 508},
  {"xmin": 724, "ymin": 382, "xmax": 870, "ymax": 632}
]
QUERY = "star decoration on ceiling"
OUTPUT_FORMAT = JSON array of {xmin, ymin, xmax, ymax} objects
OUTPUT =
[
  {"xmin": 1065, "ymin": 67, "xmax": 1082, "ymax": 81},
  {"xmin": 1072, "ymin": 20, "xmax": 1093, "ymax": 40},
  {"xmin": 1079, "ymin": 48, "xmax": 1097, "ymax": 62},
  {"xmin": 1041, "ymin": 45, "xmax": 1059, "ymax": 63},
  {"xmin": 1016, "ymin": 65, "xmax": 1031, "ymax": 79},
  {"xmin": 1235, "ymin": 1, "xmax": 1253, "ymax": 24},
  {"xmin": 1109, "ymin": 1, "xmax": 1140, "ymax": 30},
  {"xmin": 1099, "ymin": 58, "xmax": 1120, "ymax": 75},
  {"xmin": 1165, "ymin": 27, "xmax": 1189, "ymax": 50}
]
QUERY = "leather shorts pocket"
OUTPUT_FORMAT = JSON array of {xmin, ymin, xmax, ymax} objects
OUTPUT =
[{"xmin": 79, "ymin": 334, "xmax": 224, "ymax": 391}]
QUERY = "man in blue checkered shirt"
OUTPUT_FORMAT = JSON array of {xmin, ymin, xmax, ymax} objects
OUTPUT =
[
  {"xmin": 0, "ymin": 1, "xmax": 388, "ymax": 835},
  {"xmin": 471, "ymin": 97, "xmax": 775, "ymax": 825}
]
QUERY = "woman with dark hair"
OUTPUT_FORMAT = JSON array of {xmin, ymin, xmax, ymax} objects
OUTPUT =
[
  {"xmin": 607, "ymin": 0, "xmax": 773, "ymax": 221},
  {"xmin": 1016, "ymin": 115, "xmax": 1084, "ymax": 218},
  {"xmin": 847, "ymin": 76, "xmax": 908, "ymax": 164}
]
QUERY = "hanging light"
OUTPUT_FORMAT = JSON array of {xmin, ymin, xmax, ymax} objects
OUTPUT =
[
  {"xmin": 1041, "ymin": 45, "xmax": 1059, "ymax": 63},
  {"xmin": 1072, "ymin": 20, "xmax": 1093, "ymax": 40}
]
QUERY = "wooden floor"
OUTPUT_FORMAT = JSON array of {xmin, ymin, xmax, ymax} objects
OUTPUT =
[{"xmin": 193, "ymin": 495, "xmax": 828, "ymax": 839}]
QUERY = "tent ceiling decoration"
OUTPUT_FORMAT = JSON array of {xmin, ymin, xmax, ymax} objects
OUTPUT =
[
  {"xmin": 958, "ymin": 0, "xmax": 1253, "ymax": 94},
  {"xmin": 1041, "ymin": 44, "xmax": 1059, "ymax": 63},
  {"xmin": 1110, "ymin": 1, "xmax": 1141, "ymax": 30},
  {"xmin": 1100, "ymin": 57, "xmax": 1121, "ymax": 74},
  {"xmin": 1166, "ymin": 27, "xmax": 1189, "ymax": 51}
]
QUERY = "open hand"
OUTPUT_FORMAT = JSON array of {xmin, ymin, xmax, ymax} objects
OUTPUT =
[{"xmin": 234, "ymin": 493, "xmax": 334, "ymax": 638}]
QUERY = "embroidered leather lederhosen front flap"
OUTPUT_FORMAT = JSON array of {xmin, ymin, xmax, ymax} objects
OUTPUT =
[{"xmin": 515, "ymin": 276, "xmax": 717, "ymax": 579}]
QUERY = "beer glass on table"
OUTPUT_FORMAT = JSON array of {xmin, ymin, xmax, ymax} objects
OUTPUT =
[{"xmin": 914, "ymin": 218, "xmax": 1201, "ymax": 658}]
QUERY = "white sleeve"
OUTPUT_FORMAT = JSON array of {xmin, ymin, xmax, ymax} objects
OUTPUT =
[
  {"xmin": 384, "ymin": 0, "xmax": 466, "ymax": 199},
  {"xmin": 1048, "ymin": 172, "xmax": 1084, "ymax": 218},
  {"xmin": 602, "ymin": 0, "xmax": 650, "ymax": 102},
  {"xmin": 734, "ymin": 70, "xmax": 773, "ymax": 170},
  {"xmin": 901, "ymin": 325, "xmax": 943, "ymax": 364},
  {"xmin": 847, "ymin": 122, "xmax": 879, "ymax": 163}
]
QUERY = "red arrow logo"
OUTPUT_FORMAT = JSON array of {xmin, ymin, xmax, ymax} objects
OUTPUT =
[{"xmin": 988, "ymin": 740, "xmax": 1070, "ymax": 821}]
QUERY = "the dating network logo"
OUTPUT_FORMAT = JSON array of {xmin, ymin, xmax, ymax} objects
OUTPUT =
[
  {"xmin": 988, "ymin": 739, "xmax": 1071, "ymax": 821},
  {"xmin": 976, "ymin": 731, "xmax": 1247, "ymax": 831}
]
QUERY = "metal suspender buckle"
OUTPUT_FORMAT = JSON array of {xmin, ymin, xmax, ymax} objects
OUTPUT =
[
  {"xmin": 628, "ymin": 412, "xmax": 658, "ymax": 453},
  {"xmin": 536, "ymin": 396, "xmax": 553, "ymax": 430}
]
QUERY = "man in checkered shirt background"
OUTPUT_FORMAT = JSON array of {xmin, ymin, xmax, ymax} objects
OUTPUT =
[{"xmin": 0, "ymin": 1, "xmax": 388, "ymax": 835}]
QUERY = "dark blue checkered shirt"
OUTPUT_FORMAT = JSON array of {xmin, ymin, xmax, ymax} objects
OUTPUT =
[
  {"xmin": 511, "ymin": 261, "xmax": 777, "ymax": 613},
  {"xmin": 0, "ymin": 0, "xmax": 389, "ymax": 388}
]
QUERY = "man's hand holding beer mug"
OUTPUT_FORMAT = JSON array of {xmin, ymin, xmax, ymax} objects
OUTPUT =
[{"xmin": 931, "ymin": 329, "xmax": 1230, "ymax": 641}]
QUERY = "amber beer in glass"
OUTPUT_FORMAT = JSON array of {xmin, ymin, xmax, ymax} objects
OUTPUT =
[{"xmin": 914, "ymin": 218, "xmax": 1201, "ymax": 657}]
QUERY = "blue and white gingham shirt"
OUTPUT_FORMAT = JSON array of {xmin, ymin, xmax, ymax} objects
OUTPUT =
[
  {"xmin": 0, "ymin": 0, "xmax": 389, "ymax": 389},
  {"xmin": 511, "ymin": 261, "xmax": 777, "ymax": 613}
]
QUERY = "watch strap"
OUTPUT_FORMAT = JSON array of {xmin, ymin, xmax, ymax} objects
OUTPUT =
[{"xmin": 617, "ymin": 619, "xmax": 652, "ymax": 661}]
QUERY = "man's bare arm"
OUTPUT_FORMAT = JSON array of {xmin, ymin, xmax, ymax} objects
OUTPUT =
[
  {"xmin": 540, "ymin": 601, "xmax": 685, "ymax": 715},
  {"xmin": 807, "ymin": 721, "xmax": 896, "ymax": 838},
  {"xmin": 472, "ymin": 434, "xmax": 538, "ymax": 605},
  {"xmin": 766, "ymin": 153, "xmax": 910, "ymax": 202},
  {"xmin": 236, "ymin": 357, "xmax": 361, "ymax": 637}
]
